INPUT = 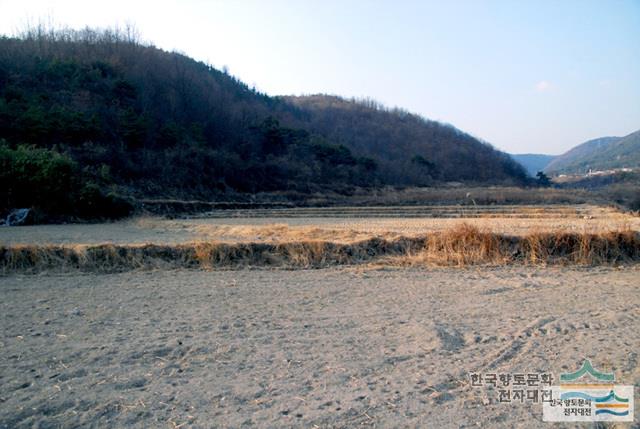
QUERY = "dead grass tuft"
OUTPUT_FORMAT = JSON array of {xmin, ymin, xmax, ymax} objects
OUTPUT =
[{"xmin": 420, "ymin": 223, "xmax": 511, "ymax": 266}]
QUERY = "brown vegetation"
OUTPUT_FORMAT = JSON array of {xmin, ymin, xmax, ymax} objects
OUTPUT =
[
  {"xmin": 2, "ymin": 225, "xmax": 638, "ymax": 274},
  {"xmin": 136, "ymin": 185, "xmax": 640, "ymax": 217}
]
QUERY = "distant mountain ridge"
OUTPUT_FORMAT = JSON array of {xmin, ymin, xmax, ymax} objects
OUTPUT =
[
  {"xmin": 545, "ymin": 131, "xmax": 640, "ymax": 174},
  {"xmin": 510, "ymin": 154, "xmax": 556, "ymax": 177}
]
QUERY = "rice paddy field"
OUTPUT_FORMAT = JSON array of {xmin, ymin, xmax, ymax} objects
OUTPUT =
[
  {"xmin": 1, "ymin": 204, "xmax": 639, "ymax": 428},
  {"xmin": 1, "ymin": 204, "xmax": 638, "ymax": 247}
]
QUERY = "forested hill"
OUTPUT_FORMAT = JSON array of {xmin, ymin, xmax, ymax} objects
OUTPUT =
[
  {"xmin": 281, "ymin": 95, "xmax": 527, "ymax": 184},
  {"xmin": 0, "ymin": 28, "xmax": 527, "ymax": 219}
]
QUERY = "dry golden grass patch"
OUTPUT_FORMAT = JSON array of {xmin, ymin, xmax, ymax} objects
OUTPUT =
[
  {"xmin": 2, "ymin": 223, "xmax": 639, "ymax": 274},
  {"xmin": 418, "ymin": 223, "xmax": 511, "ymax": 266}
]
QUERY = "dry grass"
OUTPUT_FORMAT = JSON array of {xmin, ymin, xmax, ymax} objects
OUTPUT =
[
  {"xmin": 2, "ymin": 224, "xmax": 639, "ymax": 274},
  {"xmin": 417, "ymin": 223, "xmax": 512, "ymax": 266},
  {"xmin": 520, "ymin": 228, "xmax": 640, "ymax": 265},
  {"xmin": 144, "ymin": 204, "xmax": 639, "ymax": 241},
  {"xmin": 2, "ymin": 205, "xmax": 636, "ymax": 247}
]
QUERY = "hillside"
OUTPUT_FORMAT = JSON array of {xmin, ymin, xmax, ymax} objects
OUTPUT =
[
  {"xmin": 510, "ymin": 154, "xmax": 555, "ymax": 177},
  {"xmin": 0, "ymin": 28, "xmax": 527, "ymax": 219},
  {"xmin": 545, "ymin": 133, "xmax": 640, "ymax": 174},
  {"xmin": 281, "ymin": 95, "xmax": 527, "ymax": 185}
]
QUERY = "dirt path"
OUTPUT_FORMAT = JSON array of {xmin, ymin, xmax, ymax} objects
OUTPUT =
[{"xmin": 1, "ymin": 267, "xmax": 638, "ymax": 428}]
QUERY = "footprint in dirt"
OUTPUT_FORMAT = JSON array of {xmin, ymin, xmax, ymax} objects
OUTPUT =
[
  {"xmin": 481, "ymin": 287, "xmax": 512, "ymax": 295},
  {"xmin": 436, "ymin": 324, "xmax": 466, "ymax": 352}
]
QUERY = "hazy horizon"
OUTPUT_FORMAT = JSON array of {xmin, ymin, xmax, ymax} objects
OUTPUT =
[{"xmin": 1, "ymin": 0, "xmax": 638, "ymax": 155}]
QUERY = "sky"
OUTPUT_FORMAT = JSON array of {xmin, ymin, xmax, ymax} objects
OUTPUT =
[{"xmin": 1, "ymin": 0, "xmax": 639, "ymax": 155}]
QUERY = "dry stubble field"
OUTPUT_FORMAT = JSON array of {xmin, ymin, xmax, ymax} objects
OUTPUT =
[
  {"xmin": 1, "ymin": 204, "xmax": 639, "ymax": 428},
  {"xmin": 1, "ymin": 204, "xmax": 638, "ymax": 246}
]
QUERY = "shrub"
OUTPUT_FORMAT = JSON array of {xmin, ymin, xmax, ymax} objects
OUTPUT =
[
  {"xmin": 0, "ymin": 143, "xmax": 132, "ymax": 220},
  {"xmin": 78, "ymin": 183, "xmax": 133, "ymax": 219},
  {"xmin": 0, "ymin": 143, "xmax": 76, "ymax": 214}
]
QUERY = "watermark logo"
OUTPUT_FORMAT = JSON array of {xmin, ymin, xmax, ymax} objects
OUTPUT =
[
  {"xmin": 469, "ymin": 371, "xmax": 554, "ymax": 404},
  {"xmin": 543, "ymin": 359, "xmax": 634, "ymax": 422}
]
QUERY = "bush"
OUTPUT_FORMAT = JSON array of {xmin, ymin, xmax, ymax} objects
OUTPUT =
[
  {"xmin": 628, "ymin": 192, "xmax": 640, "ymax": 212},
  {"xmin": 78, "ymin": 183, "xmax": 133, "ymax": 219},
  {"xmin": 0, "ymin": 143, "xmax": 76, "ymax": 214},
  {"xmin": 0, "ymin": 143, "xmax": 132, "ymax": 221}
]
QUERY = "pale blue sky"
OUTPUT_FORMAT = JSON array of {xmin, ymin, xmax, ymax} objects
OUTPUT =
[{"xmin": 1, "ymin": 0, "xmax": 639, "ymax": 154}]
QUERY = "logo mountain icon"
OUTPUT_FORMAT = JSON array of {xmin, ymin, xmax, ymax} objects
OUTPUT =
[{"xmin": 560, "ymin": 359, "xmax": 615, "ymax": 382}]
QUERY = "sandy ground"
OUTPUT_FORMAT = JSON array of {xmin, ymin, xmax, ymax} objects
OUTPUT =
[
  {"xmin": 1, "ymin": 205, "xmax": 638, "ymax": 246},
  {"xmin": 1, "ymin": 266, "xmax": 638, "ymax": 428}
]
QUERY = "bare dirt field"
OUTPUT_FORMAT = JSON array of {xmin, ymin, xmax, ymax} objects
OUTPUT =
[
  {"xmin": 1, "ymin": 267, "xmax": 639, "ymax": 428},
  {"xmin": 1, "ymin": 204, "xmax": 639, "ymax": 427}
]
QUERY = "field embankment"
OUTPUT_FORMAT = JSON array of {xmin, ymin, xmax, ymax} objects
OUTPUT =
[
  {"xmin": 2, "ymin": 204, "xmax": 638, "ymax": 273},
  {"xmin": 2, "ymin": 226, "xmax": 639, "ymax": 274}
]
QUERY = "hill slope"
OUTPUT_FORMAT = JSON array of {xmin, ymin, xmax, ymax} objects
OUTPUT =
[
  {"xmin": 281, "ymin": 95, "xmax": 527, "ymax": 185},
  {"xmin": 510, "ymin": 154, "xmax": 556, "ymax": 177},
  {"xmin": 545, "ymin": 132, "xmax": 640, "ymax": 174},
  {"xmin": 0, "ymin": 28, "xmax": 527, "ymax": 218}
]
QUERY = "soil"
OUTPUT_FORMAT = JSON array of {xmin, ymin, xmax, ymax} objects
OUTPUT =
[{"xmin": 1, "ymin": 266, "xmax": 638, "ymax": 428}]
